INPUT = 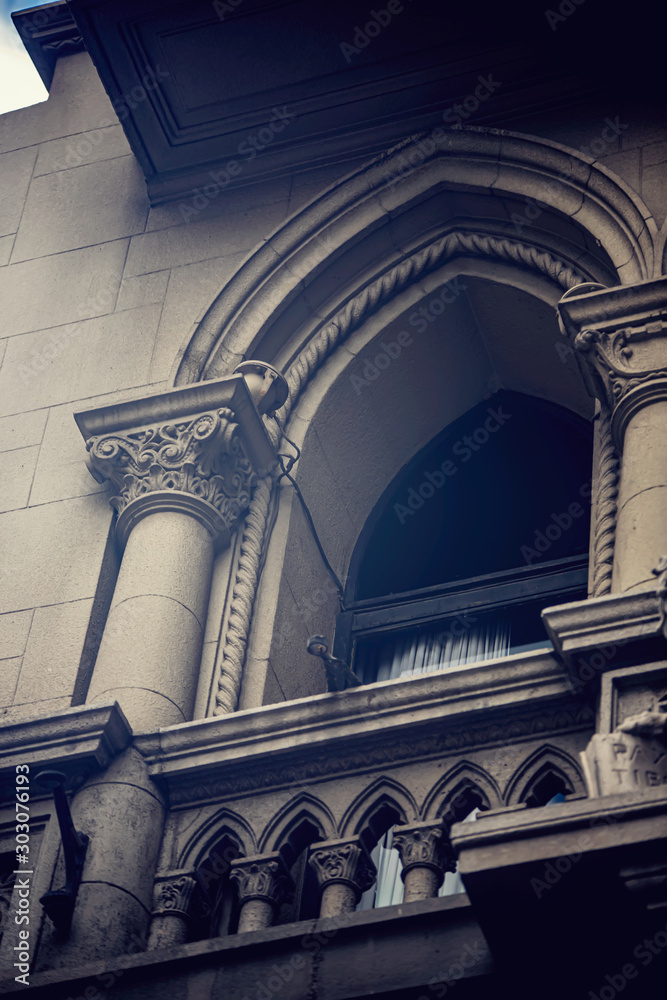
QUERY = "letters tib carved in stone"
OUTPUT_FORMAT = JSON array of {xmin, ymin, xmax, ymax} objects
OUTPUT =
[
  {"xmin": 392, "ymin": 822, "xmax": 456, "ymax": 880},
  {"xmin": 229, "ymin": 855, "xmax": 292, "ymax": 909},
  {"xmin": 308, "ymin": 839, "xmax": 376, "ymax": 897},
  {"xmin": 85, "ymin": 408, "xmax": 257, "ymax": 545}
]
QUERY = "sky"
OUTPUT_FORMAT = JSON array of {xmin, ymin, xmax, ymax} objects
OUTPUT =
[{"xmin": 0, "ymin": 1, "xmax": 49, "ymax": 115}]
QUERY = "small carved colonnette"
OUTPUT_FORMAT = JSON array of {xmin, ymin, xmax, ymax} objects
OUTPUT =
[
  {"xmin": 309, "ymin": 839, "xmax": 376, "ymax": 899},
  {"xmin": 151, "ymin": 827, "xmax": 455, "ymax": 935},
  {"xmin": 152, "ymin": 871, "xmax": 207, "ymax": 921},
  {"xmin": 228, "ymin": 854, "xmax": 293, "ymax": 911}
]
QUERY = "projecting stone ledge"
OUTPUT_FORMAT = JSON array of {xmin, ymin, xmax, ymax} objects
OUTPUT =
[
  {"xmin": 0, "ymin": 896, "xmax": 493, "ymax": 998},
  {"xmin": 0, "ymin": 702, "xmax": 131, "ymax": 802}
]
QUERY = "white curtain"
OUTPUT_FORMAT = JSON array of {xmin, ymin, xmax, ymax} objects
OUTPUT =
[
  {"xmin": 357, "ymin": 809, "xmax": 479, "ymax": 911},
  {"xmin": 357, "ymin": 616, "xmax": 512, "ymax": 686}
]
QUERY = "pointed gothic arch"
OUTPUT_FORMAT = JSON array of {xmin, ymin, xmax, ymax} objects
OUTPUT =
[
  {"xmin": 186, "ymin": 125, "xmax": 655, "ymax": 716},
  {"xmin": 259, "ymin": 792, "xmax": 336, "ymax": 861},
  {"xmin": 504, "ymin": 744, "xmax": 585, "ymax": 807},
  {"xmin": 423, "ymin": 762, "xmax": 502, "ymax": 824},
  {"xmin": 174, "ymin": 126, "xmax": 656, "ymax": 389},
  {"xmin": 340, "ymin": 776, "xmax": 418, "ymax": 849},
  {"xmin": 178, "ymin": 807, "xmax": 256, "ymax": 870}
]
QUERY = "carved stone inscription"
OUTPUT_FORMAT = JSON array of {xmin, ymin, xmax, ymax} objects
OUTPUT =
[{"xmin": 583, "ymin": 733, "xmax": 667, "ymax": 796}]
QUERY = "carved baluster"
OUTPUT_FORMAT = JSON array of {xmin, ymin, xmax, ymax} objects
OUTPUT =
[
  {"xmin": 392, "ymin": 821, "xmax": 455, "ymax": 902},
  {"xmin": 229, "ymin": 854, "xmax": 292, "ymax": 932},
  {"xmin": 308, "ymin": 838, "xmax": 376, "ymax": 917}
]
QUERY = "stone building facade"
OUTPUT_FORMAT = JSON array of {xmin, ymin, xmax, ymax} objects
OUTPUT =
[{"xmin": 0, "ymin": 2, "xmax": 666, "ymax": 998}]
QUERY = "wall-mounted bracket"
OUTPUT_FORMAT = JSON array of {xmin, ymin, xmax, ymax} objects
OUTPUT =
[{"xmin": 35, "ymin": 770, "xmax": 89, "ymax": 937}]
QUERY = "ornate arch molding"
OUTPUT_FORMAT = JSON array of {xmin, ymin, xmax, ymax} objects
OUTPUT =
[
  {"xmin": 422, "ymin": 762, "xmax": 502, "ymax": 823},
  {"xmin": 175, "ymin": 127, "xmax": 655, "ymax": 388},
  {"xmin": 504, "ymin": 744, "xmax": 585, "ymax": 807}
]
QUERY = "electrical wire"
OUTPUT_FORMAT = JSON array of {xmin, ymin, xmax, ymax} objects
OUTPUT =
[{"xmin": 274, "ymin": 424, "xmax": 346, "ymax": 609}]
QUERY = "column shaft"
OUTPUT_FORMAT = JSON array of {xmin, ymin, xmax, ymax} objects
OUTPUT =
[
  {"xmin": 37, "ymin": 748, "xmax": 165, "ymax": 969},
  {"xmin": 86, "ymin": 511, "xmax": 214, "ymax": 730},
  {"xmin": 237, "ymin": 898, "xmax": 275, "ymax": 932},
  {"xmin": 402, "ymin": 865, "xmax": 442, "ymax": 902},
  {"xmin": 613, "ymin": 400, "xmax": 667, "ymax": 592},
  {"xmin": 320, "ymin": 882, "xmax": 358, "ymax": 916}
]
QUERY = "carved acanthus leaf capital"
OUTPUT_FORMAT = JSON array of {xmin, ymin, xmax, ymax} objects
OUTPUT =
[
  {"xmin": 392, "ymin": 822, "xmax": 456, "ymax": 879},
  {"xmin": 229, "ymin": 854, "xmax": 292, "ymax": 909},
  {"xmin": 558, "ymin": 279, "xmax": 667, "ymax": 449},
  {"xmin": 308, "ymin": 838, "xmax": 376, "ymax": 898},
  {"xmin": 86, "ymin": 407, "xmax": 257, "ymax": 546},
  {"xmin": 152, "ymin": 871, "xmax": 206, "ymax": 922}
]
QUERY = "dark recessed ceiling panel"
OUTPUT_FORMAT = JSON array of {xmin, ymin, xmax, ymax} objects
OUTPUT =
[{"xmin": 65, "ymin": 0, "xmax": 602, "ymax": 203}]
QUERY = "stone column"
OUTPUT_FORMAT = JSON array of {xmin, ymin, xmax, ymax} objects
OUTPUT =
[
  {"xmin": 392, "ymin": 821, "xmax": 455, "ymax": 902},
  {"xmin": 80, "ymin": 403, "xmax": 258, "ymax": 731},
  {"xmin": 57, "ymin": 376, "xmax": 279, "ymax": 965},
  {"xmin": 558, "ymin": 278, "xmax": 667, "ymax": 594},
  {"xmin": 308, "ymin": 838, "xmax": 376, "ymax": 917},
  {"xmin": 229, "ymin": 854, "xmax": 292, "ymax": 932},
  {"xmin": 147, "ymin": 871, "xmax": 206, "ymax": 950}
]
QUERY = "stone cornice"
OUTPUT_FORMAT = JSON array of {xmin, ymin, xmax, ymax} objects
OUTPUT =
[
  {"xmin": 558, "ymin": 277, "xmax": 667, "ymax": 448},
  {"xmin": 450, "ymin": 786, "xmax": 667, "ymax": 862},
  {"xmin": 542, "ymin": 588, "xmax": 665, "ymax": 672},
  {"xmin": 75, "ymin": 376, "xmax": 277, "ymax": 548},
  {"xmin": 0, "ymin": 703, "xmax": 131, "ymax": 802},
  {"xmin": 12, "ymin": 3, "xmax": 84, "ymax": 89},
  {"xmin": 75, "ymin": 376, "xmax": 275, "ymax": 475},
  {"xmin": 140, "ymin": 651, "xmax": 594, "ymax": 805}
]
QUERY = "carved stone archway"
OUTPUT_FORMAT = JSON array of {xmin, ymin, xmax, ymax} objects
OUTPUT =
[{"xmin": 176, "ymin": 127, "xmax": 657, "ymax": 715}]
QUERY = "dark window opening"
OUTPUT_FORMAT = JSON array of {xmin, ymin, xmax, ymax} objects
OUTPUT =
[
  {"xmin": 524, "ymin": 769, "xmax": 573, "ymax": 808},
  {"xmin": 338, "ymin": 391, "xmax": 592, "ymax": 682}
]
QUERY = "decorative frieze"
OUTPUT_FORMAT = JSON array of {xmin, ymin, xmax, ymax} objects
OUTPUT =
[{"xmin": 158, "ymin": 701, "xmax": 595, "ymax": 806}]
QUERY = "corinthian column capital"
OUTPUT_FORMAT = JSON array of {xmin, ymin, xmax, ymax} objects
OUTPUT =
[
  {"xmin": 229, "ymin": 853, "xmax": 293, "ymax": 931},
  {"xmin": 151, "ymin": 871, "xmax": 205, "ymax": 920},
  {"xmin": 558, "ymin": 278, "xmax": 667, "ymax": 450},
  {"xmin": 392, "ymin": 821, "xmax": 455, "ymax": 879},
  {"xmin": 308, "ymin": 838, "xmax": 377, "ymax": 897},
  {"xmin": 75, "ymin": 374, "xmax": 280, "ymax": 549}
]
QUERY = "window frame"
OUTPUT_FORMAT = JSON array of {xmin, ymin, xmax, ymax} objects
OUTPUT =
[{"xmin": 334, "ymin": 552, "xmax": 588, "ymax": 667}]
